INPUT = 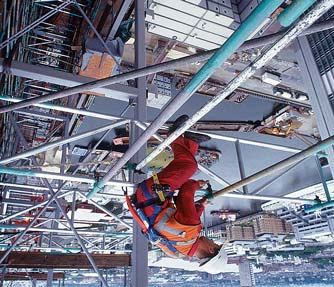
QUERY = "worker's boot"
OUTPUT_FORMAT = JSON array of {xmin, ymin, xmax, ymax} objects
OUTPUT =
[
  {"xmin": 169, "ymin": 114, "xmax": 211, "ymax": 143},
  {"xmin": 184, "ymin": 131, "xmax": 211, "ymax": 144},
  {"xmin": 169, "ymin": 114, "xmax": 190, "ymax": 133}
]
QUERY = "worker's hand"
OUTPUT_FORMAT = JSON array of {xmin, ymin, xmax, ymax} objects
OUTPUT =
[
  {"xmin": 197, "ymin": 180, "xmax": 209, "ymax": 188},
  {"xmin": 199, "ymin": 197, "xmax": 211, "ymax": 207}
]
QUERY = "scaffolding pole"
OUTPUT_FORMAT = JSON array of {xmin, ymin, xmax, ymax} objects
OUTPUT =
[
  {"xmin": 1, "ymin": 114, "xmax": 110, "ymax": 287},
  {"xmin": 0, "ymin": 120, "xmax": 128, "ymax": 165}
]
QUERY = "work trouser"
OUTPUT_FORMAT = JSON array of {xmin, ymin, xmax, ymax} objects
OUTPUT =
[{"xmin": 135, "ymin": 137, "xmax": 199, "ymax": 223}]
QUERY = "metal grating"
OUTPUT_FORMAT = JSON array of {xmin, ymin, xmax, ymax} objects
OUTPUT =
[
  {"xmin": 307, "ymin": 7, "xmax": 334, "ymax": 108},
  {"xmin": 307, "ymin": 7, "xmax": 334, "ymax": 75}
]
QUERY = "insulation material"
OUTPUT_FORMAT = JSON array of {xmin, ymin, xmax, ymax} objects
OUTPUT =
[{"xmin": 146, "ymin": 0, "xmax": 237, "ymax": 50}]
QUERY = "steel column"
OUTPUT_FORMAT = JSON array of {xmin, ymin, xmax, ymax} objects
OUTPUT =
[
  {"xmin": 295, "ymin": 36, "xmax": 334, "ymax": 177},
  {"xmin": 136, "ymin": 0, "xmax": 334, "ymax": 170},
  {"xmin": 47, "ymin": 269, "xmax": 53, "ymax": 287},
  {"xmin": 235, "ymin": 140, "xmax": 248, "ymax": 194},
  {"xmin": 1, "ymin": 18, "xmax": 334, "ymax": 114},
  {"xmin": 0, "ymin": 60, "xmax": 138, "ymax": 102},
  {"xmin": 131, "ymin": 1, "xmax": 148, "ymax": 286}
]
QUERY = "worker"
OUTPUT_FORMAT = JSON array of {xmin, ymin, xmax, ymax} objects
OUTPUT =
[{"xmin": 133, "ymin": 115, "xmax": 227, "ymax": 273}]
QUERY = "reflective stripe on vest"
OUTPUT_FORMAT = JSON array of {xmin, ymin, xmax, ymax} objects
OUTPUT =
[{"xmin": 154, "ymin": 207, "xmax": 201, "ymax": 256}]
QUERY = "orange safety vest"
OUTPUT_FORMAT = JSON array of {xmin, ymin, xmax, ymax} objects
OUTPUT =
[{"xmin": 153, "ymin": 207, "xmax": 202, "ymax": 258}]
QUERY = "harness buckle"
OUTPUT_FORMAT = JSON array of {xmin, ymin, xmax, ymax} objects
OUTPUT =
[{"xmin": 152, "ymin": 172, "xmax": 172, "ymax": 203}]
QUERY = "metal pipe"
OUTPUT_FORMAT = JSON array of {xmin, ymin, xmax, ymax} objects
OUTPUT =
[
  {"xmin": 277, "ymin": 0, "xmax": 317, "ymax": 27},
  {"xmin": 0, "ymin": 1, "xmax": 71, "ymax": 51},
  {"xmin": 0, "ymin": 166, "xmax": 135, "ymax": 187},
  {"xmin": 87, "ymin": 0, "xmax": 286, "ymax": 198},
  {"xmin": 136, "ymin": 0, "xmax": 334, "ymax": 169},
  {"xmin": 1, "ymin": 18, "xmax": 333, "ymax": 115},
  {"xmin": 213, "ymin": 135, "xmax": 334, "ymax": 198},
  {"xmin": 220, "ymin": 192, "xmax": 317, "ymax": 204},
  {"xmin": 304, "ymin": 201, "xmax": 334, "ymax": 212},
  {"xmin": 0, "ymin": 120, "xmax": 128, "ymax": 164},
  {"xmin": 107, "ymin": 0, "xmax": 133, "ymax": 40}
]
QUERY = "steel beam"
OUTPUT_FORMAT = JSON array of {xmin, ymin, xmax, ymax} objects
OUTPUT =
[
  {"xmin": 221, "ymin": 192, "xmax": 316, "ymax": 204},
  {"xmin": 131, "ymin": 1, "xmax": 148, "ymax": 286},
  {"xmin": 0, "ymin": 224, "xmax": 131, "ymax": 236},
  {"xmin": 295, "ymin": 36, "xmax": 334, "ymax": 177},
  {"xmin": 3, "ymin": 272, "xmax": 64, "ymax": 281},
  {"xmin": 0, "ymin": 59, "xmax": 138, "ymax": 101}
]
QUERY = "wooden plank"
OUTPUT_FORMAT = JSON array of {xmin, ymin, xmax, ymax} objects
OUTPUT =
[
  {"xmin": 1, "ymin": 252, "xmax": 131, "ymax": 269},
  {"xmin": 4, "ymin": 272, "xmax": 64, "ymax": 281}
]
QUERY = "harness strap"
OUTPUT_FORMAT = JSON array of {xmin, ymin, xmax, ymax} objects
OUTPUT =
[
  {"xmin": 125, "ymin": 194, "xmax": 148, "ymax": 233},
  {"xmin": 152, "ymin": 172, "xmax": 166, "ymax": 202}
]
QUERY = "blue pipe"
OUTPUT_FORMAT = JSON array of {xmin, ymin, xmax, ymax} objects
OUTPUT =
[
  {"xmin": 87, "ymin": 0, "xmax": 285, "ymax": 199},
  {"xmin": 277, "ymin": 0, "xmax": 317, "ymax": 27},
  {"xmin": 304, "ymin": 201, "xmax": 334, "ymax": 213},
  {"xmin": 0, "ymin": 166, "xmax": 38, "ymax": 177}
]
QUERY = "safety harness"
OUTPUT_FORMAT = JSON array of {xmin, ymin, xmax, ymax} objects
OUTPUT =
[{"xmin": 125, "ymin": 173, "xmax": 197, "ymax": 259}]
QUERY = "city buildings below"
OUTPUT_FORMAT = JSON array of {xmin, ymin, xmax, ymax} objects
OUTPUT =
[
  {"xmin": 277, "ymin": 205, "xmax": 334, "ymax": 243},
  {"xmin": 226, "ymin": 212, "xmax": 292, "ymax": 245}
]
